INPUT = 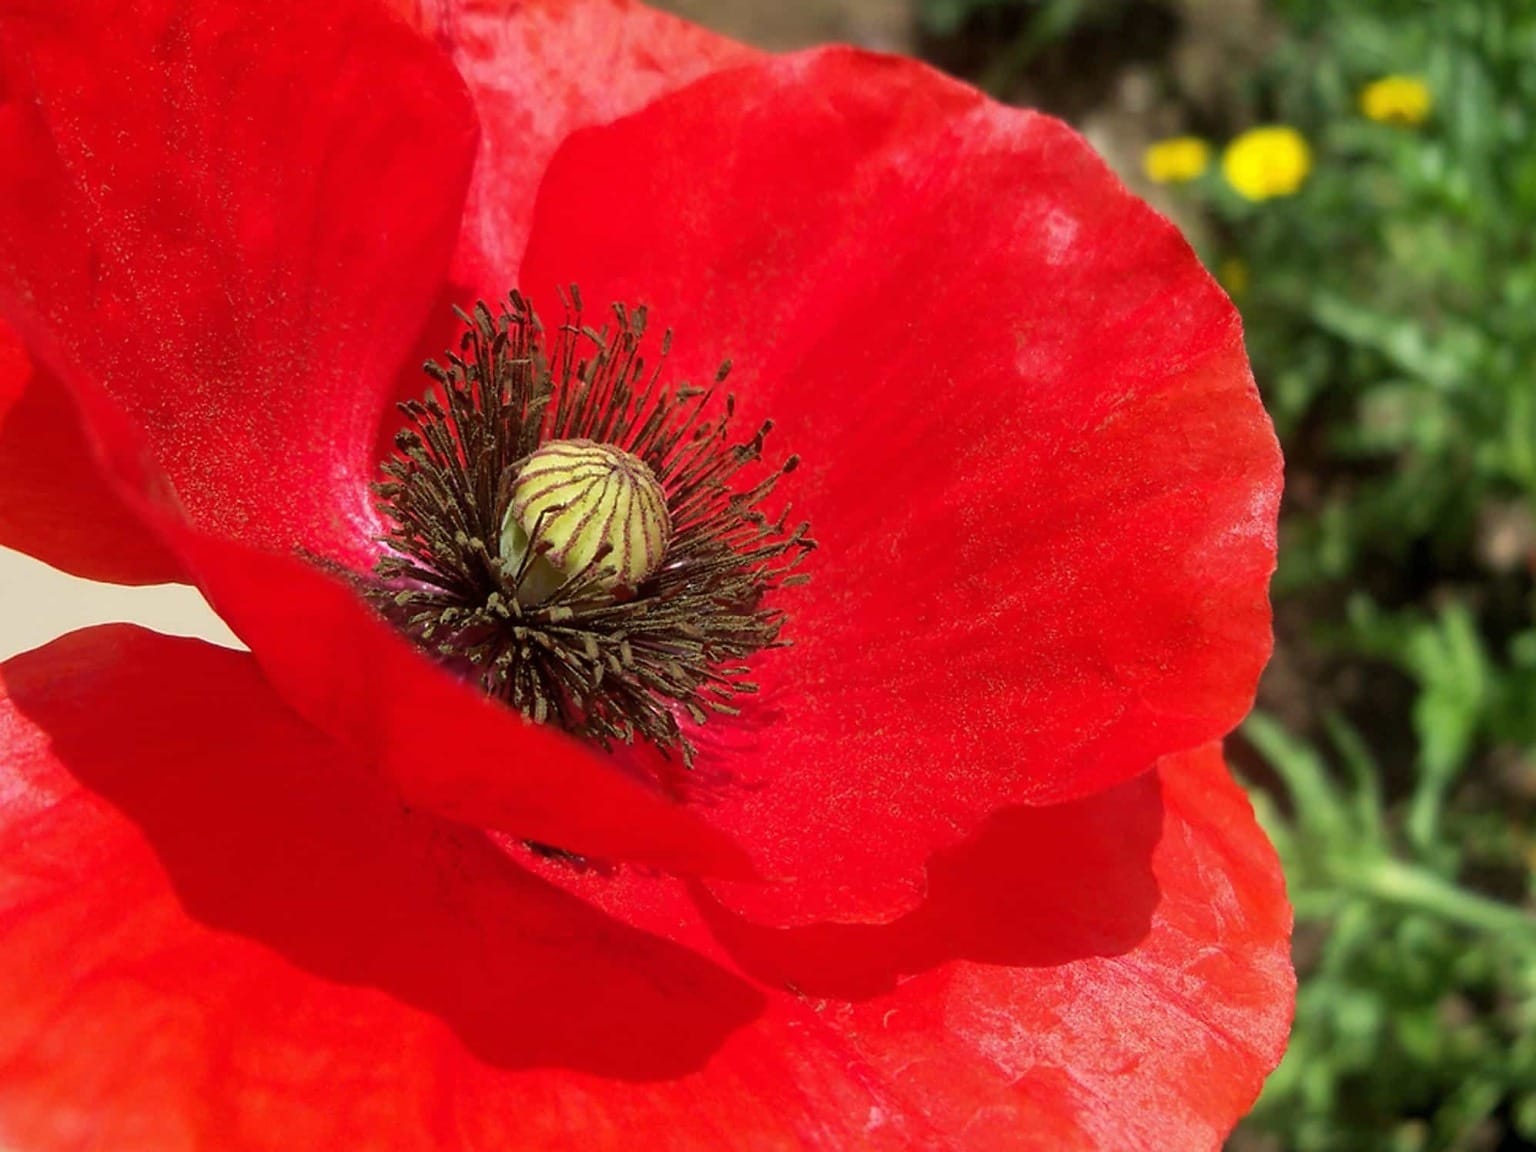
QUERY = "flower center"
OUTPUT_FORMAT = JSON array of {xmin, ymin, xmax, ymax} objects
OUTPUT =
[
  {"xmin": 367, "ymin": 291, "xmax": 813, "ymax": 766},
  {"xmin": 501, "ymin": 438, "xmax": 671, "ymax": 605}
]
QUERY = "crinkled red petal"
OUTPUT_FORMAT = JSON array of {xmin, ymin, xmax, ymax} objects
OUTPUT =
[
  {"xmin": 0, "ymin": 322, "xmax": 182, "ymax": 584},
  {"xmin": 0, "ymin": 627, "xmax": 1291, "ymax": 1150},
  {"xmin": 520, "ymin": 47, "xmax": 1283, "ymax": 922},
  {"xmin": 559, "ymin": 743, "xmax": 1295, "ymax": 1150},
  {"xmin": 0, "ymin": 0, "xmax": 751, "ymax": 877}
]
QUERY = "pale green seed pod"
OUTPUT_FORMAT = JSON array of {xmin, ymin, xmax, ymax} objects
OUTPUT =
[{"xmin": 501, "ymin": 438, "xmax": 671, "ymax": 601}]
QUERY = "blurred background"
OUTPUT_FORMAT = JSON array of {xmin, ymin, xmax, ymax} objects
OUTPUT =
[{"xmin": 2, "ymin": 0, "xmax": 1531, "ymax": 1148}]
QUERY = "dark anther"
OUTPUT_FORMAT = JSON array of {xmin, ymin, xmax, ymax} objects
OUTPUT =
[{"xmin": 365, "ymin": 290, "xmax": 815, "ymax": 766}]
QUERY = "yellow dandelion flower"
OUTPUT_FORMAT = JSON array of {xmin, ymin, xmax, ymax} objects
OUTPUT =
[
  {"xmin": 1360, "ymin": 74, "xmax": 1432, "ymax": 126},
  {"xmin": 1222, "ymin": 126, "xmax": 1312, "ymax": 202},
  {"xmin": 1218, "ymin": 258, "xmax": 1250, "ymax": 297},
  {"xmin": 1142, "ymin": 136, "xmax": 1211, "ymax": 184}
]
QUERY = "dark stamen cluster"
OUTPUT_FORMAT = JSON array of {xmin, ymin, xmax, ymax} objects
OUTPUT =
[{"xmin": 368, "ymin": 290, "xmax": 814, "ymax": 765}]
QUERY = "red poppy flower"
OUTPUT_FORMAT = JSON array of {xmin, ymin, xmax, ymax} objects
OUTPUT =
[{"xmin": 0, "ymin": 0, "xmax": 1291, "ymax": 1148}]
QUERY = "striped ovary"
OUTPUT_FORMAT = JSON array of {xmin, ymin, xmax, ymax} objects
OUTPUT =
[{"xmin": 503, "ymin": 439, "xmax": 671, "ymax": 592}]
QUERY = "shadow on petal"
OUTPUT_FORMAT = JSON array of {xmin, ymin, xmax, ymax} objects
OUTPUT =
[
  {"xmin": 0, "ymin": 626, "xmax": 762, "ymax": 1083},
  {"xmin": 693, "ymin": 772, "xmax": 1163, "ymax": 1000}
]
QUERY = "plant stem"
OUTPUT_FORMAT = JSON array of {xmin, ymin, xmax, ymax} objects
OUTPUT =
[{"xmin": 1351, "ymin": 858, "xmax": 1536, "ymax": 940}]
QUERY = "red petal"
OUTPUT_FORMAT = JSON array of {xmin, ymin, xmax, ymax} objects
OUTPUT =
[
  {"xmin": 520, "ymin": 48, "xmax": 1283, "ymax": 921},
  {"xmin": 832, "ymin": 744, "xmax": 1293, "ymax": 1150},
  {"xmin": 377, "ymin": 0, "xmax": 758, "ymax": 442},
  {"xmin": 0, "ymin": 631, "xmax": 1290, "ymax": 1150},
  {"xmin": 182, "ymin": 533, "xmax": 756, "ymax": 876},
  {"xmin": 912, "ymin": 745, "xmax": 1293, "ymax": 1148},
  {"xmin": 574, "ymin": 746, "xmax": 1294, "ymax": 1150},
  {"xmin": 398, "ymin": 0, "xmax": 756, "ymax": 300},
  {"xmin": 0, "ymin": 0, "xmax": 474, "ymax": 569},
  {"xmin": 0, "ymin": 0, "xmax": 751, "ymax": 875},
  {"xmin": 0, "ymin": 322, "xmax": 183, "ymax": 584},
  {"xmin": 0, "ymin": 626, "xmax": 762, "ymax": 1149}
]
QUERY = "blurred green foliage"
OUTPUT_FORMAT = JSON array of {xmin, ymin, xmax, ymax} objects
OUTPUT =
[
  {"xmin": 914, "ymin": 0, "xmax": 1155, "ymax": 98},
  {"xmin": 1179, "ymin": 1, "xmax": 1536, "ymax": 1149},
  {"xmin": 916, "ymin": 0, "xmax": 1081, "ymax": 39}
]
